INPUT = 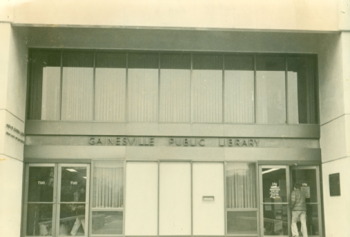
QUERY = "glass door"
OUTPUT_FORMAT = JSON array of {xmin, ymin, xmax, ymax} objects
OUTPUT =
[
  {"xmin": 260, "ymin": 166, "xmax": 290, "ymax": 236},
  {"xmin": 290, "ymin": 166, "xmax": 322, "ymax": 237}
]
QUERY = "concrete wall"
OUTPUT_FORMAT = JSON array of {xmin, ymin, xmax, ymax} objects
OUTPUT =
[
  {"xmin": 318, "ymin": 32, "xmax": 350, "ymax": 237},
  {"xmin": 0, "ymin": 23, "xmax": 28, "ymax": 237},
  {"xmin": 0, "ymin": 0, "xmax": 344, "ymax": 32}
]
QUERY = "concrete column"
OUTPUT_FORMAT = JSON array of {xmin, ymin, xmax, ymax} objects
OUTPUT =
[
  {"xmin": 0, "ymin": 22, "xmax": 28, "ymax": 237},
  {"xmin": 319, "ymin": 32, "xmax": 350, "ymax": 237}
]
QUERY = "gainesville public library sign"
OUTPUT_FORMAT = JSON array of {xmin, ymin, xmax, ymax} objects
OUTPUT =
[{"xmin": 89, "ymin": 137, "xmax": 260, "ymax": 147}]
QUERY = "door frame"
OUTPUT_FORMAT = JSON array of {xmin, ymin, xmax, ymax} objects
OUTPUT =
[
  {"xmin": 259, "ymin": 165, "xmax": 291, "ymax": 237},
  {"xmin": 290, "ymin": 165, "xmax": 323, "ymax": 237}
]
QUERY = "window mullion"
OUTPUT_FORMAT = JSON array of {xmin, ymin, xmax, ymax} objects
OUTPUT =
[
  {"xmin": 253, "ymin": 54, "xmax": 257, "ymax": 124},
  {"xmin": 93, "ymin": 51, "xmax": 96, "ymax": 121},
  {"xmin": 59, "ymin": 50, "xmax": 63, "ymax": 121},
  {"xmin": 55, "ymin": 164, "xmax": 62, "ymax": 237},
  {"xmin": 285, "ymin": 55, "xmax": 289, "ymax": 124}
]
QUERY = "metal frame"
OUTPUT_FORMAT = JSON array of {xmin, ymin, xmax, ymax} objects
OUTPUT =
[
  {"xmin": 57, "ymin": 163, "xmax": 90, "ymax": 237},
  {"xmin": 290, "ymin": 165, "xmax": 323, "ymax": 237},
  {"xmin": 27, "ymin": 49, "xmax": 319, "ymax": 126},
  {"xmin": 222, "ymin": 54, "xmax": 225, "ymax": 124},
  {"xmin": 259, "ymin": 165, "xmax": 291, "ymax": 237},
  {"xmin": 190, "ymin": 53, "xmax": 193, "ymax": 124},
  {"xmin": 21, "ymin": 163, "xmax": 90, "ymax": 237},
  {"xmin": 22, "ymin": 164, "xmax": 57, "ymax": 237},
  {"xmin": 92, "ymin": 50, "xmax": 96, "ymax": 121},
  {"xmin": 22, "ymin": 160, "xmax": 323, "ymax": 237},
  {"xmin": 225, "ymin": 161, "xmax": 259, "ymax": 237},
  {"xmin": 285, "ymin": 56, "xmax": 289, "ymax": 124},
  {"xmin": 89, "ymin": 160, "xmax": 125, "ymax": 237}
]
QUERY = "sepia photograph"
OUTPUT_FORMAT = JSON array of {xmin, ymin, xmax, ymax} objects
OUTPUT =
[{"xmin": 0, "ymin": 0, "xmax": 349, "ymax": 237}]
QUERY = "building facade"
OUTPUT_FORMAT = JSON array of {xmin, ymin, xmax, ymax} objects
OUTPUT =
[{"xmin": 0, "ymin": 1, "xmax": 350, "ymax": 237}]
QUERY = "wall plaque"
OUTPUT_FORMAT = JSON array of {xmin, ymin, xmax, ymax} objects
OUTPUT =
[{"xmin": 329, "ymin": 173, "xmax": 340, "ymax": 197}]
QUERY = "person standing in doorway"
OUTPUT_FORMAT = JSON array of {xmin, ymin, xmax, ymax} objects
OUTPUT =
[{"xmin": 290, "ymin": 182, "xmax": 308, "ymax": 237}]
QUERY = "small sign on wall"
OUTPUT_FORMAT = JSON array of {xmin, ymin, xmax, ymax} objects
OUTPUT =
[{"xmin": 329, "ymin": 173, "xmax": 341, "ymax": 197}]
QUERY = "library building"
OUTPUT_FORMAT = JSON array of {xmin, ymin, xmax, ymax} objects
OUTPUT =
[{"xmin": 1, "ymin": 1, "xmax": 350, "ymax": 237}]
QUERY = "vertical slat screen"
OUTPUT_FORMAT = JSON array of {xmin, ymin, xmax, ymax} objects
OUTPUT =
[
  {"xmin": 288, "ymin": 56, "xmax": 317, "ymax": 124},
  {"xmin": 287, "ymin": 68, "xmax": 299, "ymax": 124},
  {"xmin": 192, "ymin": 54, "xmax": 223, "ymax": 123},
  {"xmin": 61, "ymin": 52, "xmax": 94, "ymax": 121},
  {"xmin": 28, "ymin": 51, "xmax": 61, "ymax": 120},
  {"xmin": 224, "ymin": 55, "xmax": 254, "ymax": 123},
  {"xmin": 95, "ymin": 53, "xmax": 126, "ymax": 122},
  {"xmin": 305, "ymin": 57, "xmax": 317, "ymax": 124},
  {"xmin": 42, "ymin": 67, "xmax": 61, "ymax": 120},
  {"xmin": 128, "ymin": 53, "xmax": 159, "ymax": 122},
  {"xmin": 256, "ymin": 55, "xmax": 286, "ymax": 124},
  {"xmin": 160, "ymin": 53, "xmax": 191, "ymax": 122},
  {"xmin": 226, "ymin": 163, "xmax": 256, "ymax": 208},
  {"xmin": 92, "ymin": 161, "xmax": 124, "ymax": 208},
  {"xmin": 27, "ymin": 50, "xmax": 318, "ymax": 125}
]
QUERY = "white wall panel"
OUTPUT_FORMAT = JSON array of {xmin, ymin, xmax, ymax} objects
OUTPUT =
[
  {"xmin": 193, "ymin": 163, "xmax": 224, "ymax": 235},
  {"xmin": 125, "ymin": 162, "xmax": 158, "ymax": 235},
  {"xmin": 159, "ymin": 162, "xmax": 191, "ymax": 235}
]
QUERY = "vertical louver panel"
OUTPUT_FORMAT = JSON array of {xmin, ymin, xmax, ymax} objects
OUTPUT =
[
  {"xmin": 128, "ymin": 53, "xmax": 159, "ymax": 122},
  {"xmin": 256, "ymin": 56, "xmax": 286, "ymax": 124},
  {"xmin": 224, "ymin": 55, "xmax": 254, "ymax": 123},
  {"xmin": 41, "ymin": 67, "xmax": 61, "ymax": 120},
  {"xmin": 61, "ymin": 52, "xmax": 94, "ymax": 121},
  {"xmin": 28, "ymin": 51, "xmax": 61, "ymax": 120},
  {"xmin": 226, "ymin": 163, "xmax": 257, "ymax": 209},
  {"xmin": 192, "ymin": 54, "xmax": 223, "ymax": 123},
  {"xmin": 95, "ymin": 53, "xmax": 126, "ymax": 122},
  {"xmin": 92, "ymin": 161, "xmax": 124, "ymax": 208},
  {"xmin": 95, "ymin": 69, "xmax": 126, "ymax": 121},
  {"xmin": 225, "ymin": 72, "xmax": 254, "ymax": 123},
  {"xmin": 160, "ymin": 54, "xmax": 191, "ymax": 122}
]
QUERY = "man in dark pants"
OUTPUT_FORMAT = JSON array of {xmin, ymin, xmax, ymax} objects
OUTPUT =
[{"xmin": 290, "ymin": 182, "xmax": 308, "ymax": 237}]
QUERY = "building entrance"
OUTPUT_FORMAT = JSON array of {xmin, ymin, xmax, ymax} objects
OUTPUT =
[{"xmin": 259, "ymin": 166, "xmax": 322, "ymax": 236}]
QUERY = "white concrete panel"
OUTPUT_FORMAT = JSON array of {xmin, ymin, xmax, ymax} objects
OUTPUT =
[
  {"xmin": 6, "ymin": 27, "xmax": 28, "ymax": 121},
  {"xmin": 0, "ymin": 0, "xmax": 13, "ymax": 22},
  {"xmin": 12, "ymin": 0, "xmax": 338, "ymax": 31},
  {"xmin": 125, "ymin": 162, "xmax": 158, "ymax": 235},
  {"xmin": 0, "ymin": 156, "xmax": 23, "ymax": 237},
  {"xmin": 0, "ymin": 23, "xmax": 11, "ymax": 110},
  {"xmin": 346, "ymin": 115, "xmax": 350, "ymax": 157},
  {"xmin": 193, "ymin": 163, "xmax": 224, "ymax": 235},
  {"xmin": 339, "ymin": 0, "xmax": 350, "ymax": 30},
  {"xmin": 318, "ymin": 34, "xmax": 345, "ymax": 124},
  {"xmin": 159, "ymin": 162, "xmax": 191, "ymax": 235},
  {"xmin": 320, "ymin": 116, "xmax": 348, "ymax": 162},
  {"xmin": 342, "ymin": 33, "xmax": 350, "ymax": 114},
  {"xmin": 3, "ymin": 111, "xmax": 25, "ymax": 160},
  {"xmin": 322, "ymin": 157, "xmax": 350, "ymax": 237},
  {"xmin": 0, "ymin": 111, "xmax": 5, "ymax": 155}
]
